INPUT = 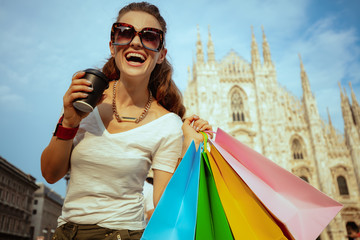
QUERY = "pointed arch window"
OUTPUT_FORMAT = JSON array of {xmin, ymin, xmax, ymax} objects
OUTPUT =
[
  {"xmin": 231, "ymin": 90, "xmax": 245, "ymax": 122},
  {"xmin": 337, "ymin": 176, "xmax": 349, "ymax": 195},
  {"xmin": 291, "ymin": 139, "xmax": 304, "ymax": 160}
]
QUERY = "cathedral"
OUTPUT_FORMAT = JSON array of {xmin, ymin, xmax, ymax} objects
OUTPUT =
[{"xmin": 183, "ymin": 26, "xmax": 360, "ymax": 240}]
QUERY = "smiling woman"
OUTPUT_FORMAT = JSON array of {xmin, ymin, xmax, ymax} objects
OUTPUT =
[{"xmin": 40, "ymin": 2, "xmax": 212, "ymax": 240}]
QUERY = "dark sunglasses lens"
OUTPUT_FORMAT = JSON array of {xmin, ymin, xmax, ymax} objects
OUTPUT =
[
  {"xmin": 141, "ymin": 30, "xmax": 161, "ymax": 50},
  {"xmin": 114, "ymin": 26, "xmax": 134, "ymax": 45}
]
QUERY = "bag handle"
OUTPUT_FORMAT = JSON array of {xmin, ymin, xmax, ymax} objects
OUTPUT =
[{"xmin": 200, "ymin": 131, "xmax": 208, "ymax": 151}]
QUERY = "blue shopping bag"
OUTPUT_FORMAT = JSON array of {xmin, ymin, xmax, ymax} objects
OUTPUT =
[{"xmin": 141, "ymin": 141, "xmax": 202, "ymax": 240}]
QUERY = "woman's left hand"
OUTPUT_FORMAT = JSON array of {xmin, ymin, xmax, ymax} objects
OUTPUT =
[{"xmin": 181, "ymin": 115, "xmax": 213, "ymax": 152}]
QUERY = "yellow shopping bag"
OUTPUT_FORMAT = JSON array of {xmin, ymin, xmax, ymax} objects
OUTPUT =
[{"xmin": 208, "ymin": 144, "xmax": 288, "ymax": 240}]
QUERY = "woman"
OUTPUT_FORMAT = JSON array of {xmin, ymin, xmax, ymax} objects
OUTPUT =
[{"xmin": 41, "ymin": 2, "xmax": 212, "ymax": 239}]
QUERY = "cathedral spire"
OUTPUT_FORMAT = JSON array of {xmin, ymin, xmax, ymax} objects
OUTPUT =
[
  {"xmin": 251, "ymin": 26, "xmax": 261, "ymax": 68},
  {"xmin": 349, "ymin": 82, "xmax": 358, "ymax": 105},
  {"xmin": 207, "ymin": 25, "xmax": 215, "ymax": 64},
  {"xmin": 299, "ymin": 54, "xmax": 313, "ymax": 98},
  {"xmin": 187, "ymin": 66, "xmax": 191, "ymax": 83},
  {"xmin": 339, "ymin": 82, "xmax": 345, "ymax": 101},
  {"xmin": 327, "ymin": 107, "xmax": 337, "ymax": 138},
  {"xmin": 196, "ymin": 25, "xmax": 204, "ymax": 64},
  {"xmin": 327, "ymin": 107, "xmax": 333, "ymax": 126},
  {"xmin": 262, "ymin": 26, "xmax": 273, "ymax": 67},
  {"xmin": 339, "ymin": 82, "xmax": 353, "ymax": 128},
  {"xmin": 349, "ymin": 82, "xmax": 360, "ymax": 128}
]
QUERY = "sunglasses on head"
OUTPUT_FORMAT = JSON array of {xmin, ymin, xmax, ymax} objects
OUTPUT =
[{"xmin": 111, "ymin": 22, "xmax": 164, "ymax": 52}]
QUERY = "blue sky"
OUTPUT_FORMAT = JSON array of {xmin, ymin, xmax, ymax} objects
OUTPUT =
[{"xmin": 0, "ymin": 0, "xmax": 359, "ymax": 197}]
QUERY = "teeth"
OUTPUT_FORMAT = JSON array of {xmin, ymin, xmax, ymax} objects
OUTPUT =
[{"xmin": 126, "ymin": 52, "xmax": 145, "ymax": 61}]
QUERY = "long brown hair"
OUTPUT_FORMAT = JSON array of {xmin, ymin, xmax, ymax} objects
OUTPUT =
[{"xmin": 102, "ymin": 2, "xmax": 186, "ymax": 119}]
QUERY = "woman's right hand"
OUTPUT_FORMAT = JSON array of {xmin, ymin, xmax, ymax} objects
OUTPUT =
[
  {"xmin": 62, "ymin": 71, "xmax": 93, "ymax": 128},
  {"xmin": 41, "ymin": 71, "xmax": 96, "ymax": 184}
]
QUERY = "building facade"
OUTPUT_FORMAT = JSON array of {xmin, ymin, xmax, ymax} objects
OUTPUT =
[
  {"xmin": 31, "ymin": 183, "xmax": 63, "ymax": 240},
  {"xmin": 184, "ymin": 26, "xmax": 360, "ymax": 240},
  {"xmin": 0, "ymin": 156, "xmax": 39, "ymax": 240}
]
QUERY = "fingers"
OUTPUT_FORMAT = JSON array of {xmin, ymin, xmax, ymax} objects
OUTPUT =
[
  {"xmin": 194, "ymin": 120, "xmax": 213, "ymax": 139},
  {"xmin": 183, "ymin": 114, "xmax": 213, "ymax": 139},
  {"xmin": 192, "ymin": 119, "xmax": 209, "ymax": 132},
  {"xmin": 61, "ymin": 71, "xmax": 93, "ymax": 127},
  {"xmin": 64, "ymin": 71, "xmax": 93, "ymax": 105},
  {"xmin": 72, "ymin": 71, "xmax": 86, "ymax": 79},
  {"xmin": 183, "ymin": 114, "xmax": 199, "ymax": 125}
]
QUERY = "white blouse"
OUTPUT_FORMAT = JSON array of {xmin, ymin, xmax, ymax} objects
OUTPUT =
[{"xmin": 57, "ymin": 108, "xmax": 183, "ymax": 230}]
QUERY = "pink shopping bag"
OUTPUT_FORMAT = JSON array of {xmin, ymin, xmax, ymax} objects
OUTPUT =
[{"xmin": 212, "ymin": 128, "xmax": 342, "ymax": 240}]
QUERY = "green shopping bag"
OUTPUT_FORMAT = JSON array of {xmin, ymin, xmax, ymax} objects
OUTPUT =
[{"xmin": 195, "ymin": 134, "xmax": 233, "ymax": 240}]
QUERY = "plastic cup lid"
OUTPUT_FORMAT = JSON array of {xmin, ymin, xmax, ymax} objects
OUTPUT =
[{"xmin": 84, "ymin": 69, "xmax": 110, "ymax": 83}]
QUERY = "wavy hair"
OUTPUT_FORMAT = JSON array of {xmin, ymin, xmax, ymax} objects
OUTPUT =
[{"xmin": 102, "ymin": 2, "xmax": 186, "ymax": 119}]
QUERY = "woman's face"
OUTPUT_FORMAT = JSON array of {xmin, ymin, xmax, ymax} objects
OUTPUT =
[{"xmin": 110, "ymin": 11, "xmax": 167, "ymax": 82}]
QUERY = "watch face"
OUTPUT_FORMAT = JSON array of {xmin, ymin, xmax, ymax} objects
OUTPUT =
[
  {"xmin": 53, "ymin": 123, "xmax": 60, "ymax": 137},
  {"xmin": 53, "ymin": 115, "xmax": 64, "ymax": 137}
]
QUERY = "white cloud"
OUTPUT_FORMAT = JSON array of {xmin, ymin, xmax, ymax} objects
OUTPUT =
[
  {"xmin": 275, "ymin": 16, "xmax": 360, "ymax": 131},
  {"xmin": 285, "ymin": 17, "xmax": 359, "ymax": 87}
]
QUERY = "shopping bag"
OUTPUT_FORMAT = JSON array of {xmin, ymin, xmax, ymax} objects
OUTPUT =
[
  {"xmin": 141, "ymin": 141, "xmax": 201, "ymax": 240},
  {"xmin": 207, "ymin": 143, "xmax": 288, "ymax": 239},
  {"xmin": 195, "ymin": 137, "xmax": 233, "ymax": 240},
  {"xmin": 213, "ymin": 128, "xmax": 343, "ymax": 240}
]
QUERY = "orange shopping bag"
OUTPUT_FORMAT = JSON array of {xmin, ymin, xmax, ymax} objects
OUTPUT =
[{"xmin": 207, "ymin": 143, "xmax": 289, "ymax": 239}]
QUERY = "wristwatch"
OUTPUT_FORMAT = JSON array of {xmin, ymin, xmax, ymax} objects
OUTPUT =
[{"xmin": 53, "ymin": 115, "xmax": 79, "ymax": 140}]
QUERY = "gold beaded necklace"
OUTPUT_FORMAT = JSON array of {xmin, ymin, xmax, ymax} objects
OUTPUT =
[{"xmin": 112, "ymin": 80, "xmax": 152, "ymax": 123}]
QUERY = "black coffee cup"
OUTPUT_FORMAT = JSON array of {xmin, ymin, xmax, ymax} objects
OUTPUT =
[{"xmin": 73, "ymin": 69, "xmax": 110, "ymax": 112}]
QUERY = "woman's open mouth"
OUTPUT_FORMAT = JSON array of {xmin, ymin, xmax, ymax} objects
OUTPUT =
[{"xmin": 125, "ymin": 52, "xmax": 146, "ymax": 65}]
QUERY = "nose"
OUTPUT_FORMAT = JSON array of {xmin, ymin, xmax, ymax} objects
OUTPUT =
[{"xmin": 130, "ymin": 33, "xmax": 142, "ymax": 49}]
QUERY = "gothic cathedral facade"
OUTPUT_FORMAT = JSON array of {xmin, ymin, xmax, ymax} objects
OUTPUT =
[{"xmin": 184, "ymin": 26, "xmax": 360, "ymax": 240}]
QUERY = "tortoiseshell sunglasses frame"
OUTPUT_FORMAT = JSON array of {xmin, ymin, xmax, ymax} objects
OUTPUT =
[{"xmin": 111, "ymin": 22, "xmax": 164, "ymax": 52}]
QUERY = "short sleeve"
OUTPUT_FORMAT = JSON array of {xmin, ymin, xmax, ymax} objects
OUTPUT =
[{"xmin": 151, "ymin": 116, "xmax": 183, "ymax": 173}]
